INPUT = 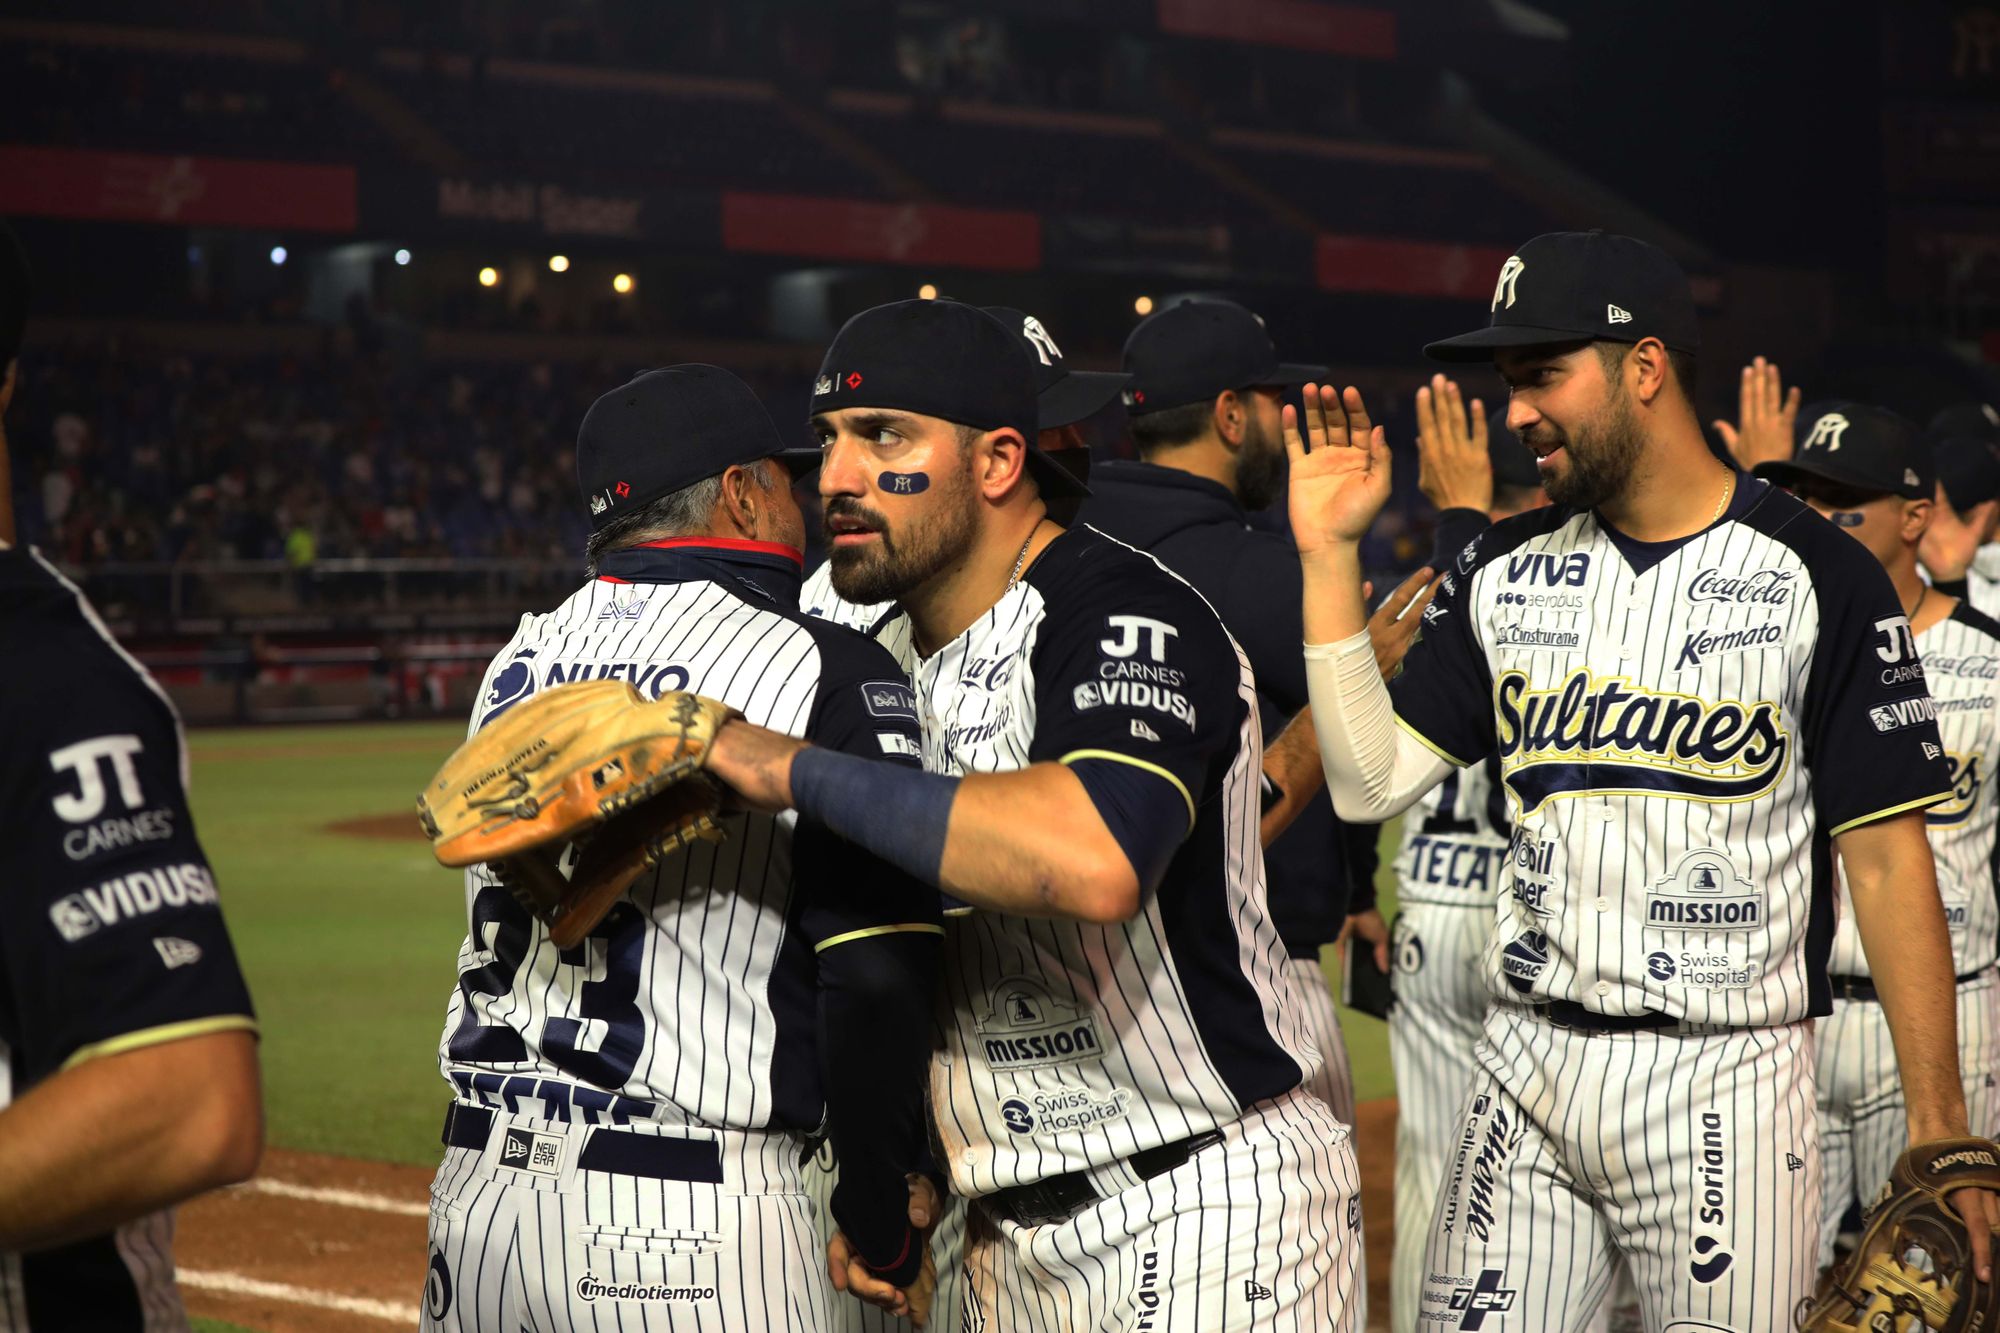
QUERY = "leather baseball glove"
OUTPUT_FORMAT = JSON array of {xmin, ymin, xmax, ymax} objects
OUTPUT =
[
  {"xmin": 1797, "ymin": 1135, "xmax": 2000, "ymax": 1332},
  {"xmin": 418, "ymin": 680, "xmax": 734, "ymax": 947}
]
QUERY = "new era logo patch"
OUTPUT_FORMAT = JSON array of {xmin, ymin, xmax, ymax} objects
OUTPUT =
[
  {"xmin": 1607, "ymin": 304, "xmax": 1633, "ymax": 324},
  {"xmin": 154, "ymin": 936, "xmax": 202, "ymax": 969},
  {"xmin": 1786, "ymin": 1152, "xmax": 1804, "ymax": 1172},
  {"xmin": 499, "ymin": 1129, "xmax": 563, "ymax": 1176},
  {"xmin": 1243, "ymin": 1279, "xmax": 1272, "ymax": 1301}
]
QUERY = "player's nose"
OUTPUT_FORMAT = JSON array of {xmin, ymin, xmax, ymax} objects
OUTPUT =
[
  {"xmin": 816, "ymin": 432, "xmax": 865, "ymax": 499},
  {"xmin": 1506, "ymin": 397, "xmax": 1541, "ymax": 438}
]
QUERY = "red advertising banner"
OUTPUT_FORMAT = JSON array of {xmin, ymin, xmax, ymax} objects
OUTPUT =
[
  {"xmin": 1157, "ymin": 0, "xmax": 1396, "ymax": 60},
  {"xmin": 1315, "ymin": 234, "xmax": 1513, "ymax": 300},
  {"xmin": 0, "ymin": 146, "xmax": 356, "ymax": 232},
  {"xmin": 721, "ymin": 192, "xmax": 1041, "ymax": 270}
]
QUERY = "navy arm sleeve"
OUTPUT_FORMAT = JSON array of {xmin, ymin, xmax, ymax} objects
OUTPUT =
[
  {"xmin": 1800, "ymin": 541, "xmax": 1953, "ymax": 834},
  {"xmin": 1027, "ymin": 565, "xmax": 1249, "ymax": 890},
  {"xmin": 794, "ymin": 628, "xmax": 941, "ymax": 1286},
  {"xmin": 1386, "ymin": 532, "xmax": 1500, "ymax": 766},
  {"xmin": 0, "ymin": 616, "xmax": 255, "ymax": 1091}
]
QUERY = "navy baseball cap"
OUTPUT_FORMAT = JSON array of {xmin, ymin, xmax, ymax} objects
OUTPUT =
[
  {"xmin": 576, "ymin": 364, "xmax": 812, "ymax": 532},
  {"xmin": 1937, "ymin": 437, "xmax": 2000, "ymax": 511},
  {"xmin": 983, "ymin": 306, "xmax": 1128, "ymax": 432},
  {"xmin": 1486, "ymin": 407, "xmax": 1542, "ymax": 491},
  {"xmin": 1753, "ymin": 401, "xmax": 1932, "ymax": 501},
  {"xmin": 1425, "ymin": 231, "xmax": 1700, "ymax": 363},
  {"xmin": 1120, "ymin": 299, "xmax": 1326, "ymax": 413},
  {"xmin": 811, "ymin": 299, "xmax": 1085, "ymax": 497},
  {"xmin": 1932, "ymin": 402, "xmax": 2000, "ymax": 445}
]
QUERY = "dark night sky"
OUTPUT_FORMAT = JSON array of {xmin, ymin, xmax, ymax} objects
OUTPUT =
[{"xmin": 1463, "ymin": 0, "xmax": 1883, "ymax": 272}]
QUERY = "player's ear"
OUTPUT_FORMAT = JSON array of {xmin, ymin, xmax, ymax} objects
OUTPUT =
[
  {"xmin": 1628, "ymin": 337, "xmax": 1670, "ymax": 405},
  {"xmin": 1214, "ymin": 389, "xmax": 1246, "ymax": 448},
  {"xmin": 974, "ymin": 427, "xmax": 1031, "ymax": 502},
  {"xmin": 1905, "ymin": 497, "xmax": 1933, "ymax": 545},
  {"xmin": 717, "ymin": 463, "xmax": 760, "ymax": 537}
]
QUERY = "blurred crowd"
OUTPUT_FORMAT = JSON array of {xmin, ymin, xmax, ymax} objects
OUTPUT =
[
  {"xmin": 9, "ymin": 343, "xmax": 617, "ymax": 567},
  {"xmin": 6, "ymin": 339, "xmax": 1449, "ymax": 576}
]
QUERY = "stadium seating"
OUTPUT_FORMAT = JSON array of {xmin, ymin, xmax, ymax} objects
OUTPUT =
[
  {"xmin": 0, "ymin": 42, "xmax": 396, "ymax": 162},
  {"xmin": 378, "ymin": 65, "xmax": 877, "ymax": 197}
]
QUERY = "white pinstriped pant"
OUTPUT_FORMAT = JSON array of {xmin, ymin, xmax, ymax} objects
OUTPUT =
[
  {"xmin": 1387, "ymin": 902, "xmax": 1490, "ymax": 1333},
  {"xmin": 1287, "ymin": 956, "xmax": 1358, "ymax": 1126},
  {"xmin": 804, "ymin": 1143, "xmax": 968, "ymax": 1333},
  {"xmin": 421, "ymin": 1104, "xmax": 829, "ymax": 1332},
  {"xmin": 1421, "ymin": 1007, "xmax": 1821, "ymax": 1333},
  {"xmin": 1814, "ymin": 968, "xmax": 2000, "ymax": 1270},
  {"xmin": 962, "ymin": 1088, "xmax": 1364, "ymax": 1332}
]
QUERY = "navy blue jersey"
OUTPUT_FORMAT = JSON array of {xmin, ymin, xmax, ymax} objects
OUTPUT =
[{"xmin": 0, "ymin": 545, "xmax": 256, "ymax": 1328}]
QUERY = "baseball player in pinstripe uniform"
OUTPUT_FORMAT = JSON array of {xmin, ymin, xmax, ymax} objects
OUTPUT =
[
  {"xmin": 1754, "ymin": 402, "xmax": 2000, "ymax": 1269},
  {"xmin": 1290, "ymin": 230, "xmax": 1997, "ymax": 1332},
  {"xmin": 798, "ymin": 305, "xmax": 1126, "ymax": 1333},
  {"xmin": 1387, "ymin": 396, "xmax": 1545, "ymax": 1333},
  {"xmin": 707, "ymin": 298, "xmax": 1364, "ymax": 1331},
  {"xmin": 423, "ymin": 365, "xmax": 943, "ymax": 1332},
  {"xmin": 1916, "ymin": 425, "xmax": 2000, "ymax": 618}
]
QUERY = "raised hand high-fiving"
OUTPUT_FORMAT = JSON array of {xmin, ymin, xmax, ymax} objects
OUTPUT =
[{"xmin": 1285, "ymin": 383, "xmax": 1393, "ymax": 556}]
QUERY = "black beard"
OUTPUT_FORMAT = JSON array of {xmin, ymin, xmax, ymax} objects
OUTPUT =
[
  {"xmin": 1237, "ymin": 418, "xmax": 1287, "ymax": 512},
  {"xmin": 824, "ymin": 480, "xmax": 977, "ymax": 605},
  {"xmin": 1534, "ymin": 396, "xmax": 1644, "ymax": 511}
]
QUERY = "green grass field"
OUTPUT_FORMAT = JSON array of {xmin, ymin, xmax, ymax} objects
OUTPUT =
[{"xmin": 186, "ymin": 722, "xmax": 1401, "ymax": 1166}]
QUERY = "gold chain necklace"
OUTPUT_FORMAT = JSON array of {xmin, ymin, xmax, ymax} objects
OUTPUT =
[
  {"xmin": 1709, "ymin": 474, "xmax": 1735, "ymax": 526},
  {"xmin": 1006, "ymin": 519, "xmax": 1044, "ymax": 589}
]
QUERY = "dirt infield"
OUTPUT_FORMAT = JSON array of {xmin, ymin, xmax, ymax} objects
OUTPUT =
[
  {"xmin": 178, "ymin": 1100, "xmax": 1399, "ymax": 1329},
  {"xmin": 325, "ymin": 813, "xmax": 430, "ymax": 841}
]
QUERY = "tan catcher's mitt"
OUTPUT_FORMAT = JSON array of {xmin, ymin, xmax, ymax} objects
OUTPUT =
[
  {"xmin": 1798, "ymin": 1135, "xmax": 2000, "ymax": 1333},
  {"xmin": 417, "ymin": 680, "xmax": 734, "ymax": 948}
]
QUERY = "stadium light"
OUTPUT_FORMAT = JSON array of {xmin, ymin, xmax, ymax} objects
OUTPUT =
[
  {"xmin": 1134, "ymin": 295, "xmax": 1154, "ymax": 315},
  {"xmin": 613, "ymin": 273, "xmax": 635, "ymax": 295},
  {"xmin": 269, "ymin": 246, "xmax": 288, "ymax": 266},
  {"xmin": 478, "ymin": 267, "xmax": 500, "ymax": 288},
  {"xmin": 394, "ymin": 249, "xmax": 412, "ymax": 266},
  {"xmin": 549, "ymin": 254, "xmax": 570, "ymax": 273},
  {"xmin": 918, "ymin": 283, "xmax": 938, "ymax": 300}
]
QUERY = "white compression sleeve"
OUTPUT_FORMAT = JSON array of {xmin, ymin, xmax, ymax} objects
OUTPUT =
[{"xmin": 1303, "ymin": 629, "xmax": 1455, "ymax": 822}]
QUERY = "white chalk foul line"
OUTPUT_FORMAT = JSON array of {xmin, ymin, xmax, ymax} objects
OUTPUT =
[
  {"xmin": 179, "ymin": 1269, "xmax": 420, "ymax": 1323},
  {"xmin": 246, "ymin": 1177, "xmax": 429, "ymax": 1218}
]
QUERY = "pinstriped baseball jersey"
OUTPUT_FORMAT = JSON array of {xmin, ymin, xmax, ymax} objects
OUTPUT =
[
  {"xmin": 1829, "ymin": 601, "xmax": 2000, "ymax": 977},
  {"xmin": 440, "ymin": 541, "xmax": 933, "ymax": 1133},
  {"xmin": 1392, "ymin": 478, "xmax": 1952, "ymax": 1025},
  {"xmin": 1964, "ymin": 545, "xmax": 2000, "ymax": 619},
  {"xmin": 907, "ymin": 526, "xmax": 1314, "ymax": 1196},
  {"xmin": 800, "ymin": 563, "xmax": 895, "ymax": 639},
  {"xmin": 1394, "ymin": 755, "xmax": 1511, "ymax": 908}
]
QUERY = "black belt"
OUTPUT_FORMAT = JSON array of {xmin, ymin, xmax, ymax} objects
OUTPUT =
[
  {"xmin": 1830, "ymin": 966, "xmax": 1993, "ymax": 1004},
  {"xmin": 1536, "ymin": 999, "xmax": 1679, "ymax": 1033},
  {"xmin": 442, "ymin": 1103, "xmax": 723, "ymax": 1183},
  {"xmin": 985, "ymin": 1130, "xmax": 1224, "ymax": 1229}
]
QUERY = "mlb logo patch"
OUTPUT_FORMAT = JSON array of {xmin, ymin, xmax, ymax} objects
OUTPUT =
[{"xmin": 498, "ymin": 1128, "xmax": 564, "ymax": 1177}]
